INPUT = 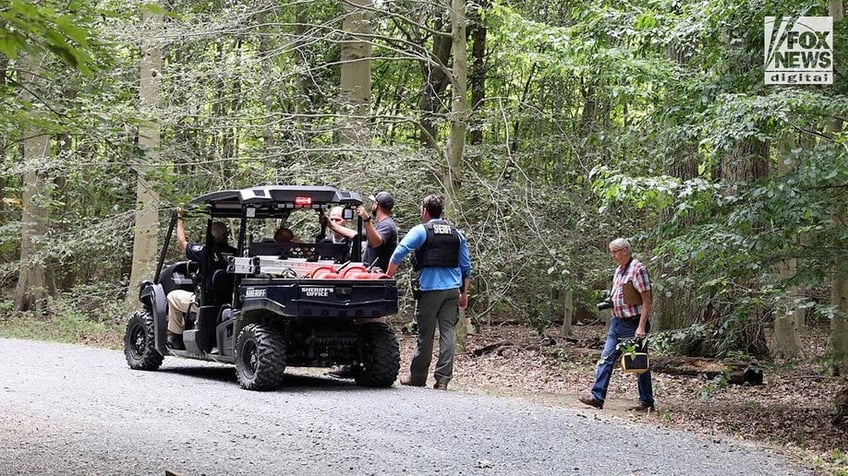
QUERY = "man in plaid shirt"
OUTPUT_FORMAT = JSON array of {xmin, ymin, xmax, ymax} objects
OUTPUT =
[{"xmin": 579, "ymin": 238, "xmax": 655, "ymax": 412}]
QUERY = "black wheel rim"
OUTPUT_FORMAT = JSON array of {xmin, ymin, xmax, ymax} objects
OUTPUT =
[
  {"xmin": 242, "ymin": 340, "xmax": 258, "ymax": 378},
  {"xmin": 129, "ymin": 324, "xmax": 146, "ymax": 359}
]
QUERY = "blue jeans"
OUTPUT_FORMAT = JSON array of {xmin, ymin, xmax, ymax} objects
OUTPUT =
[{"xmin": 591, "ymin": 317, "xmax": 654, "ymax": 405}]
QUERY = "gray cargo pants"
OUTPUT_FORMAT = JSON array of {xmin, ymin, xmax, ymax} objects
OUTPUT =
[{"xmin": 408, "ymin": 288, "xmax": 461, "ymax": 386}]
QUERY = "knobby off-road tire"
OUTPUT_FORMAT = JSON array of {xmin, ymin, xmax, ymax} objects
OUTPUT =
[
  {"xmin": 235, "ymin": 323, "xmax": 286, "ymax": 391},
  {"xmin": 124, "ymin": 309, "xmax": 164, "ymax": 371},
  {"xmin": 353, "ymin": 322, "xmax": 400, "ymax": 388}
]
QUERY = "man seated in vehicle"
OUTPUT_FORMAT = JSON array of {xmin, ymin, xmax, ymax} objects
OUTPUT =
[
  {"xmin": 317, "ymin": 206, "xmax": 352, "ymax": 262},
  {"xmin": 323, "ymin": 206, "xmax": 367, "ymax": 379},
  {"xmin": 166, "ymin": 211, "xmax": 237, "ymax": 350},
  {"xmin": 274, "ymin": 226, "xmax": 313, "ymax": 258},
  {"xmin": 274, "ymin": 227, "xmax": 297, "ymax": 244}
]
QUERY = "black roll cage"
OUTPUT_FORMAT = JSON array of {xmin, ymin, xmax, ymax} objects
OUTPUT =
[{"xmin": 154, "ymin": 185, "xmax": 365, "ymax": 308}]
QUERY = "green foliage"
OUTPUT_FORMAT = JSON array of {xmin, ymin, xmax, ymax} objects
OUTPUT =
[
  {"xmin": 812, "ymin": 448, "xmax": 848, "ymax": 476},
  {"xmin": 651, "ymin": 325, "xmax": 707, "ymax": 355},
  {"xmin": 697, "ymin": 373, "xmax": 729, "ymax": 402},
  {"xmin": 0, "ymin": 0, "xmax": 98, "ymax": 74},
  {"xmin": 0, "ymin": 0, "xmax": 846, "ymax": 359},
  {"xmin": 0, "ymin": 282, "xmax": 126, "ymax": 348},
  {"xmin": 615, "ymin": 337, "xmax": 644, "ymax": 354},
  {"xmin": 832, "ymin": 449, "xmax": 848, "ymax": 468}
]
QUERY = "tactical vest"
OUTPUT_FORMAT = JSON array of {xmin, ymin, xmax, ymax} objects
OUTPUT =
[{"xmin": 413, "ymin": 221, "xmax": 460, "ymax": 270}]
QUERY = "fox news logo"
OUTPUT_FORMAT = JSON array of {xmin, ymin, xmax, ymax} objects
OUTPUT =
[{"xmin": 764, "ymin": 16, "xmax": 833, "ymax": 85}]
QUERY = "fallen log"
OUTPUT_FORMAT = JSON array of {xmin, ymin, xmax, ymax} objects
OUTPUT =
[
  {"xmin": 470, "ymin": 341, "xmax": 512, "ymax": 357},
  {"xmin": 650, "ymin": 356, "xmax": 763, "ymax": 385}
]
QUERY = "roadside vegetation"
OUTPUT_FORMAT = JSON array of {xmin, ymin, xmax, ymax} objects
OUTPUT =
[{"xmin": 0, "ymin": 285, "xmax": 125, "ymax": 349}]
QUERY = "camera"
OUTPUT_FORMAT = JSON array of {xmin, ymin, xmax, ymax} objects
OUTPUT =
[{"xmin": 596, "ymin": 291, "xmax": 612, "ymax": 311}]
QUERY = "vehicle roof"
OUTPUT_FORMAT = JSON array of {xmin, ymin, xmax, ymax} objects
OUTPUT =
[{"xmin": 187, "ymin": 185, "xmax": 363, "ymax": 219}]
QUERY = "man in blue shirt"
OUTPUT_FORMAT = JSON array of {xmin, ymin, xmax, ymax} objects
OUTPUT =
[{"xmin": 387, "ymin": 194, "xmax": 472, "ymax": 390}]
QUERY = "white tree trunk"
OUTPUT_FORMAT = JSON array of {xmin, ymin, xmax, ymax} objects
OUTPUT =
[
  {"xmin": 14, "ymin": 52, "xmax": 54, "ymax": 313},
  {"xmin": 448, "ymin": 0, "xmax": 470, "ymax": 350},
  {"xmin": 126, "ymin": 4, "xmax": 163, "ymax": 311},
  {"xmin": 339, "ymin": 0, "xmax": 372, "ymax": 145}
]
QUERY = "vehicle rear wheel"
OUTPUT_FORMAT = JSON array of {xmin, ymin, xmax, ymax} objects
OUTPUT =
[
  {"xmin": 353, "ymin": 322, "xmax": 400, "ymax": 387},
  {"xmin": 124, "ymin": 309, "xmax": 164, "ymax": 370},
  {"xmin": 235, "ymin": 323, "xmax": 286, "ymax": 391}
]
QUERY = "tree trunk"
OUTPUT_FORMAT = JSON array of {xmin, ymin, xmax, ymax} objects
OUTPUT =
[
  {"xmin": 650, "ymin": 356, "xmax": 763, "ymax": 385},
  {"xmin": 260, "ymin": 32, "xmax": 276, "ymax": 152},
  {"xmin": 0, "ymin": 55, "xmax": 7, "ymax": 241},
  {"xmin": 54, "ymin": 124, "xmax": 75, "ymax": 291},
  {"xmin": 652, "ymin": 44, "xmax": 700, "ymax": 332},
  {"xmin": 830, "ymin": 250, "xmax": 848, "ymax": 372},
  {"xmin": 721, "ymin": 138, "xmax": 770, "ymax": 357},
  {"xmin": 126, "ymin": 4, "xmax": 163, "ymax": 311},
  {"xmin": 560, "ymin": 288, "xmax": 574, "ymax": 338},
  {"xmin": 14, "ymin": 52, "xmax": 54, "ymax": 314},
  {"xmin": 772, "ymin": 137, "xmax": 804, "ymax": 360},
  {"xmin": 339, "ymin": 0, "xmax": 373, "ymax": 145},
  {"xmin": 448, "ymin": 0, "xmax": 469, "ymax": 351},
  {"xmin": 446, "ymin": 0, "xmax": 468, "ymax": 198},
  {"xmin": 721, "ymin": 139, "xmax": 769, "ymax": 195},
  {"xmin": 773, "ymin": 256, "xmax": 804, "ymax": 359},
  {"xmin": 417, "ymin": 16, "xmax": 452, "ymax": 148},
  {"xmin": 655, "ymin": 152, "xmax": 700, "ymax": 331},
  {"xmin": 828, "ymin": 0, "xmax": 847, "ymax": 375},
  {"xmin": 468, "ymin": 0, "xmax": 487, "ymax": 146},
  {"xmin": 830, "ymin": 0, "xmax": 843, "ymax": 21}
]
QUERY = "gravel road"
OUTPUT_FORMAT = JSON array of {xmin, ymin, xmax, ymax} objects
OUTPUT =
[{"xmin": 0, "ymin": 338, "xmax": 812, "ymax": 476}]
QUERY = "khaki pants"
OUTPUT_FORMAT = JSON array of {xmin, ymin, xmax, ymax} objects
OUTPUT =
[{"xmin": 166, "ymin": 290, "xmax": 196, "ymax": 335}]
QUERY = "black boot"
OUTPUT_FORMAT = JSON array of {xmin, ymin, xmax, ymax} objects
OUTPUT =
[{"xmin": 166, "ymin": 333, "xmax": 185, "ymax": 350}]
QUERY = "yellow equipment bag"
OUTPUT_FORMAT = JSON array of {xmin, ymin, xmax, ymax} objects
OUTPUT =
[{"xmin": 620, "ymin": 352, "xmax": 650, "ymax": 374}]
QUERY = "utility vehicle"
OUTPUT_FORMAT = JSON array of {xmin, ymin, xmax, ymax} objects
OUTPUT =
[{"xmin": 123, "ymin": 185, "xmax": 400, "ymax": 391}]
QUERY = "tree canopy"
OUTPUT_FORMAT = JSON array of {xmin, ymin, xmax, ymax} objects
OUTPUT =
[{"xmin": 0, "ymin": 0, "xmax": 845, "ymax": 366}]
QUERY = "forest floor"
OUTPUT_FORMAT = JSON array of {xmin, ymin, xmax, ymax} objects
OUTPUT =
[{"xmin": 395, "ymin": 321, "xmax": 848, "ymax": 475}]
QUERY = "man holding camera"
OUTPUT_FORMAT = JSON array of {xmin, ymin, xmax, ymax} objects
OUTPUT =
[{"xmin": 579, "ymin": 238, "xmax": 655, "ymax": 412}]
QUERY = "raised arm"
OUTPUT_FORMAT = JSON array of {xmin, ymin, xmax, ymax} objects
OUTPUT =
[{"xmin": 176, "ymin": 210, "xmax": 189, "ymax": 253}]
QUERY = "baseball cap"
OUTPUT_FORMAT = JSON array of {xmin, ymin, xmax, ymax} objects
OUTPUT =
[{"xmin": 369, "ymin": 191, "xmax": 394, "ymax": 211}]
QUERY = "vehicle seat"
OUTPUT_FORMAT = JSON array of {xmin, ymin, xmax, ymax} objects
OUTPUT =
[
  {"xmin": 209, "ymin": 269, "xmax": 234, "ymax": 305},
  {"xmin": 249, "ymin": 240, "xmax": 283, "ymax": 256},
  {"xmin": 314, "ymin": 242, "xmax": 349, "ymax": 263},
  {"xmin": 160, "ymin": 261, "xmax": 198, "ymax": 296},
  {"xmin": 218, "ymin": 304, "xmax": 232, "ymax": 323}
]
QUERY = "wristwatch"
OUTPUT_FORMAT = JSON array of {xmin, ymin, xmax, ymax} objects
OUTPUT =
[{"xmin": 363, "ymin": 215, "xmax": 372, "ymax": 222}]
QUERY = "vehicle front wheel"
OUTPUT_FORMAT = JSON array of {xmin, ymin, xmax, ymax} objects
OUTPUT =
[
  {"xmin": 235, "ymin": 323, "xmax": 286, "ymax": 391},
  {"xmin": 124, "ymin": 309, "xmax": 164, "ymax": 371},
  {"xmin": 353, "ymin": 322, "xmax": 400, "ymax": 388}
]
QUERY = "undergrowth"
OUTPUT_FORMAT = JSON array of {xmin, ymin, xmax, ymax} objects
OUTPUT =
[{"xmin": 0, "ymin": 283, "xmax": 127, "ymax": 350}]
